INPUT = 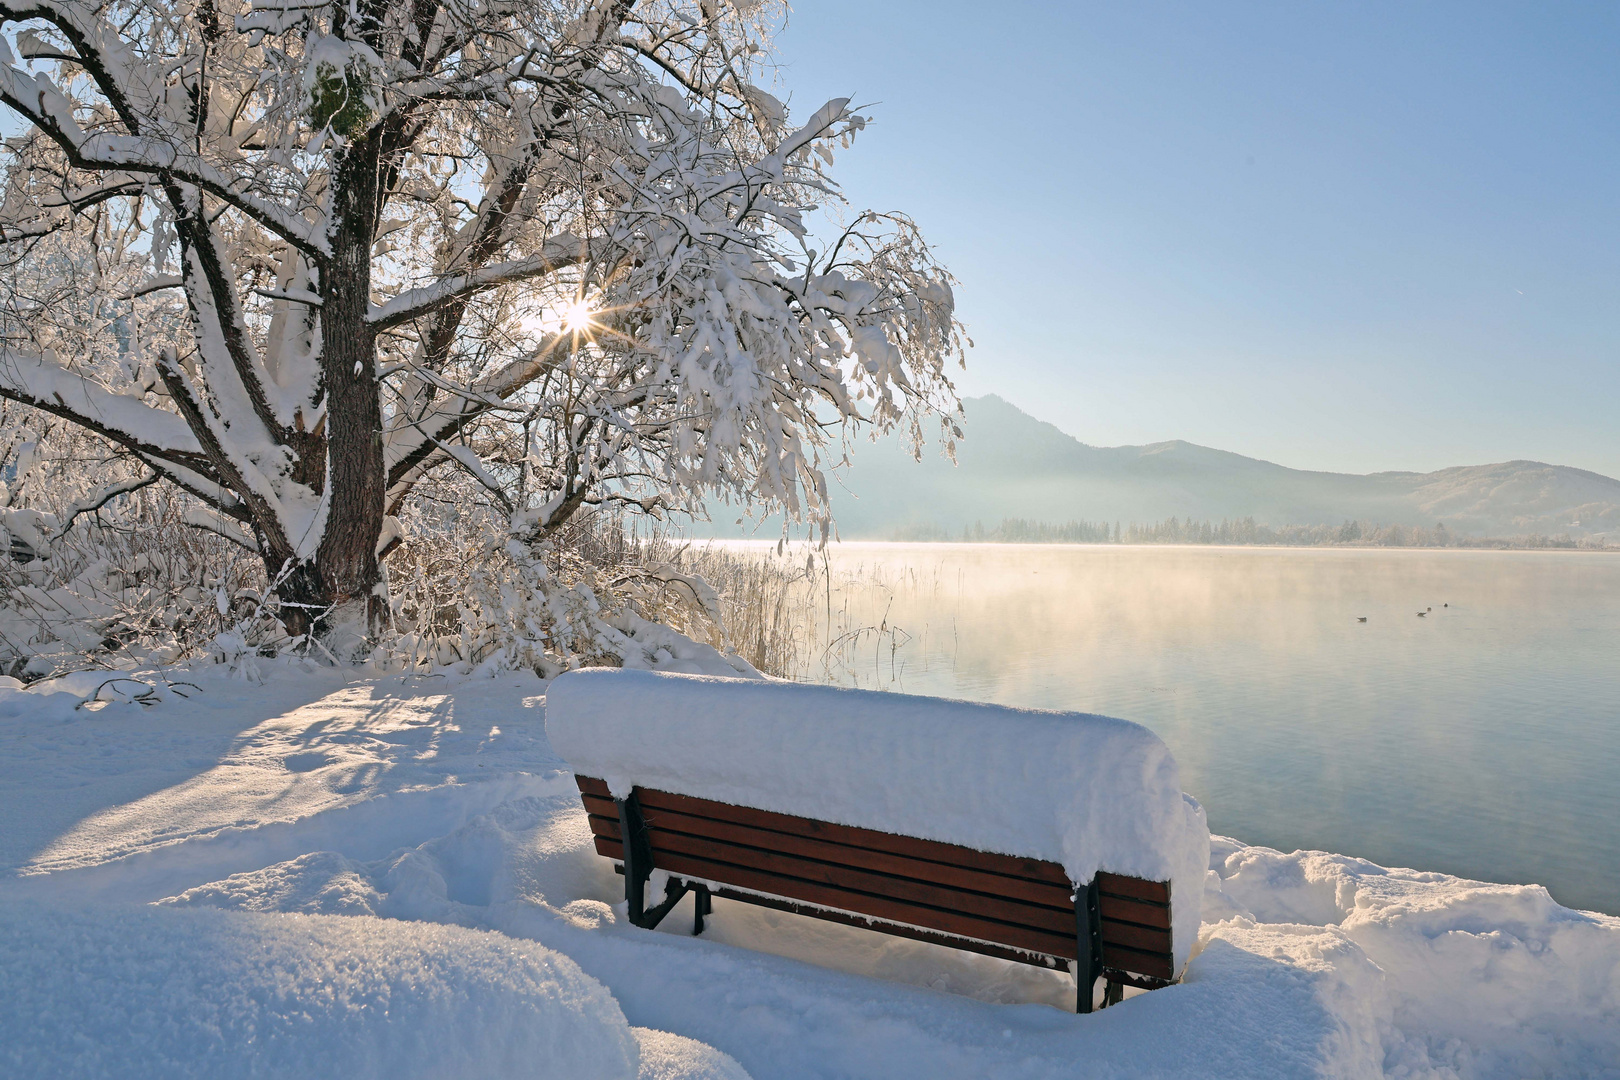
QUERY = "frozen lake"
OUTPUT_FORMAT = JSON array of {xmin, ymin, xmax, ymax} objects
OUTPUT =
[{"xmin": 777, "ymin": 543, "xmax": 1620, "ymax": 915}]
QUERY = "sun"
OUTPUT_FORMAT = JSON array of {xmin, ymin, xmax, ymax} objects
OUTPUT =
[{"xmin": 562, "ymin": 299, "xmax": 595, "ymax": 334}]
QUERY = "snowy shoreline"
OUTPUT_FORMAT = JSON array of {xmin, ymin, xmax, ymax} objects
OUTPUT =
[{"xmin": 2, "ymin": 663, "xmax": 1616, "ymax": 1079}]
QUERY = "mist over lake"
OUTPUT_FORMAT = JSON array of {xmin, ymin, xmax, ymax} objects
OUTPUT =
[{"xmin": 779, "ymin": 542, "xmax": 1620, "ymax": 915}]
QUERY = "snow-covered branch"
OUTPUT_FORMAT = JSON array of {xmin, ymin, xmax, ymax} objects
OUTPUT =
[
  {"xmin": 182, "ymin": 505, "xmax": 261, "ymax": 553},
  {"xmin": 0, "ymin": 16, "xmax": 328, "ymax": 255},
  {"xmin": 368, "ymin": 234, "xmax": 600, "ymax": 330},
  {"xmin": 0, "ymin": 348, "xmax": 206, "ymax": 466},
  {"xmin": 385, "ymin": 336, "xmax": 572, "ymax": 495},
  {"xmin": 47, "ymin": 469, "xmax": 159, "ymax": 541}
]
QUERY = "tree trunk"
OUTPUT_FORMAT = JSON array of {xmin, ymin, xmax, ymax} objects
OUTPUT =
[
  {"xmin": 267, "ymin": 557, "xmax": 327, "ymax": 643},
  {"xmin": 268, "ymin": 140, "xmax": 387, "ymax": 652}
]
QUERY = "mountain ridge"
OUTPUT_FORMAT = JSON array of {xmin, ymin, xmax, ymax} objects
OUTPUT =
[{"xmin": 805, "ymin": 394, "xmax": 1620, "ymax": 540}]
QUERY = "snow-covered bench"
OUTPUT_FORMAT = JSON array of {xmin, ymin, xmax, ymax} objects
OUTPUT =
[{"xmin": 546, "ymin": 669, "xmax": 1209, "ymax": 1012}]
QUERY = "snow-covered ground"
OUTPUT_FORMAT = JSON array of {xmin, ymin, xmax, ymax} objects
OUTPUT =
[{"xmin": 2, "ymin": 664, "xmax": 1616, "ymax": 1079}]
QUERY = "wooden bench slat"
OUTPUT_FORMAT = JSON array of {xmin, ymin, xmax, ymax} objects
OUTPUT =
[
  {"xmin": 588, "ymin": 812, "xmax": 1172, "ymax": 935},
  {"xmin": 1104, "ymin": 968, "xmax": 1175, "ymax": 992},
  {"xmin": 657, "ymin": 852, "xmax": 1083, "ymax": 961},
  {"xmin": 615, "ymin": 802, "xmax": 1077, "ymax": 911},
  {"xmin": 592, "ymin": 833, "xmax": 1078, "ymax": 960},
  {"xmin": 589, "ymin": 819, "xmax": 1172, "ymax": 952},
  {"xmin": 637, "ymin": 803, "xmax": 1075, "ymax": 907},
  {"xmin": 695, "ymin": 883, "xmax": 1071, "ymax": 971},
  {"xmin": 636, "ymin": 787, "xmax": 1075, "ymax": 886},
  {"xmin": 580, "ymin": 792, "xmax": 617, "ymax": 815},
  {"xmin": 585, "ymin": 806, "xmax": 1075, "ymax": 912},
  {"xmin": 1099, "ymin": 942, "xmax": 1176, "ymax": 982},
  {"xmin": 641, "ymin": 824, "xmax": 1079, "ymax": 937},
  {"xmin": 1098, "ymin": 893, "xmax": 1172, "ymax": 931},
  {"xmin": 1096, "ymin": 872, "xmax": 1171, "ymax": 906},
  {"xmin": 588, "ymin": 800, "xmax": 1175, "ymax": 926},
  {"xmin": 576, "ymin": 777, "xmax": 1072, "ymax": 888},
  {"xmin": 1098, "ymin": 917, "xmax": 1174, "ymax": 956},
  {"xmin": 589, "ymin": 806, "xmax": 1172, "ymax": 939},
  {"xmin": 594, "ymin": 835, "xmax": 1179, "ymax": 981}
]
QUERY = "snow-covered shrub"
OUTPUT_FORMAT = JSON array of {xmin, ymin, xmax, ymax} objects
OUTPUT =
[
  {"xmin": 641, "ymin": 539, "xmax": 816, "ymax": 678},
  {"xmin": 379, "ymin": 476, "xmax": 806, "ymax": 678},
  {"xmin": 0, "ymin": 416, "xmax": 805, "ymax": 681},
  {"xmin": 0, "ymin": 414, "xmax": 280, "ymax": 679}
]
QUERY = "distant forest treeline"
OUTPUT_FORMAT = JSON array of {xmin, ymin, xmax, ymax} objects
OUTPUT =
[{"xmin": 889, "ymin": 517, "xmax": 1616, "ymax": 550}]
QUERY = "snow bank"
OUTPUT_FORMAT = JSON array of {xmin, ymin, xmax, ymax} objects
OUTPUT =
[
  {"xmin": 0, "ymin": 899, "xmax": 640, "ymax": 1080},
  {"xmin": 1204, "ymin": 837, "xmax": 1620, "ymax": 1078},
  {"xmin": 141, "ymin": 782, "xmax": 1620, "ymax": 1079},
  {"xmin": 545, "ymin": 668, "xmax": 1209, "ymax": 971}
]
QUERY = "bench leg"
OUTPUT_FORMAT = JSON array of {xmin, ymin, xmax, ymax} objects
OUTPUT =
[
  {"xmin": 616, "ymin": 797, "xmax": 652, "ymax": 926},
  {"xmin": 1103, "ymin": 979, "xmax": 1124, "ymax": 1008},
  {"xmin": 639, "ymin": 877, "xmax": 689, "ymax": 930},
  {"xmin": 1076, "ymin": 878, "xmax": 1104, "ymax": 1013},
  {"xmin": 693, "ymin": 884, "xmax": 712, "ymax": 935},
  {"xmin": 616, "ymin": 792, "xmax": 687, "ymax": 930}
]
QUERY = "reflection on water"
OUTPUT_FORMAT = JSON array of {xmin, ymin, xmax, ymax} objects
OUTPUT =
[{"xmin": 780, "ymin": 543, "xmax": 1620, "ymax": 915}]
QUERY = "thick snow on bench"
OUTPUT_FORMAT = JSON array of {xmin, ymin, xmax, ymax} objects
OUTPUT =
[{"xmin": 545, "ymin": 668, "xmax": 1209, "ymax": 972}]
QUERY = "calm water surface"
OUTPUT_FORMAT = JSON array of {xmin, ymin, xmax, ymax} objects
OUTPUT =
[{"xmin": 781, "ymin": 543, "xmax": 1620, "ymax": 914}]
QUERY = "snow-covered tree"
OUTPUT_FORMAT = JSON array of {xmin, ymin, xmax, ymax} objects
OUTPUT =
[{"xmin": 0, "ymin": 0, "xmax": 962, "ymax": 649}]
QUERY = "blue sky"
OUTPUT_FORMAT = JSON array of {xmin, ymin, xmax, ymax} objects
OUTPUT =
[{"xmin": 775, "ymin": 2, "xmax": 1620, "ymax": 477}]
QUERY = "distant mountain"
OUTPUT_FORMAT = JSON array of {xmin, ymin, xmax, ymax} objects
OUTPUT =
[{"xmin": 794, "ymin": 395, "xmax": 1620, "ymax": 540}]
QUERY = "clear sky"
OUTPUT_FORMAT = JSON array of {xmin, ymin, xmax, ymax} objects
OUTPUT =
[{"xmin": 774, "ymin": 2, "xmax": 1620, "ymax": 477}]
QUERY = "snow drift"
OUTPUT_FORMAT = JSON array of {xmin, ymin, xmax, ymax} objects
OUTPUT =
[
  {"xmin": 1203, "ymin": 837, "xmax": 1620, "ymax": 1078},
  {"xmin": 0, "ymin": 899, "xmax": 657, "ymax": 1080},
  {"xmin": 545, "ymin": 668, "xmax": 1210, "ymax": 971}
]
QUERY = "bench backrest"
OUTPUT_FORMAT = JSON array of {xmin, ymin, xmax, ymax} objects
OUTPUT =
[{"xmin": 575, "ymin": 775, "xmax": 1175, "ymax": 987}]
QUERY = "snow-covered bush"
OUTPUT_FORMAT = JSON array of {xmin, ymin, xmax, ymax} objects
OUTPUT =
[
  {"xmin": 0, "ymin": 411, "xmax": 277, "ymax": 678},
  {"xmin": 0, "ymin": 420, "xmax": 806, "ymax": 679},
  {"xmin": 379, "ymin": 479, "xmax": 775, "ymax": 679},
  {"xmin": 639, "ymin": 538, "xmax": 816, "ymax": 677}
]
